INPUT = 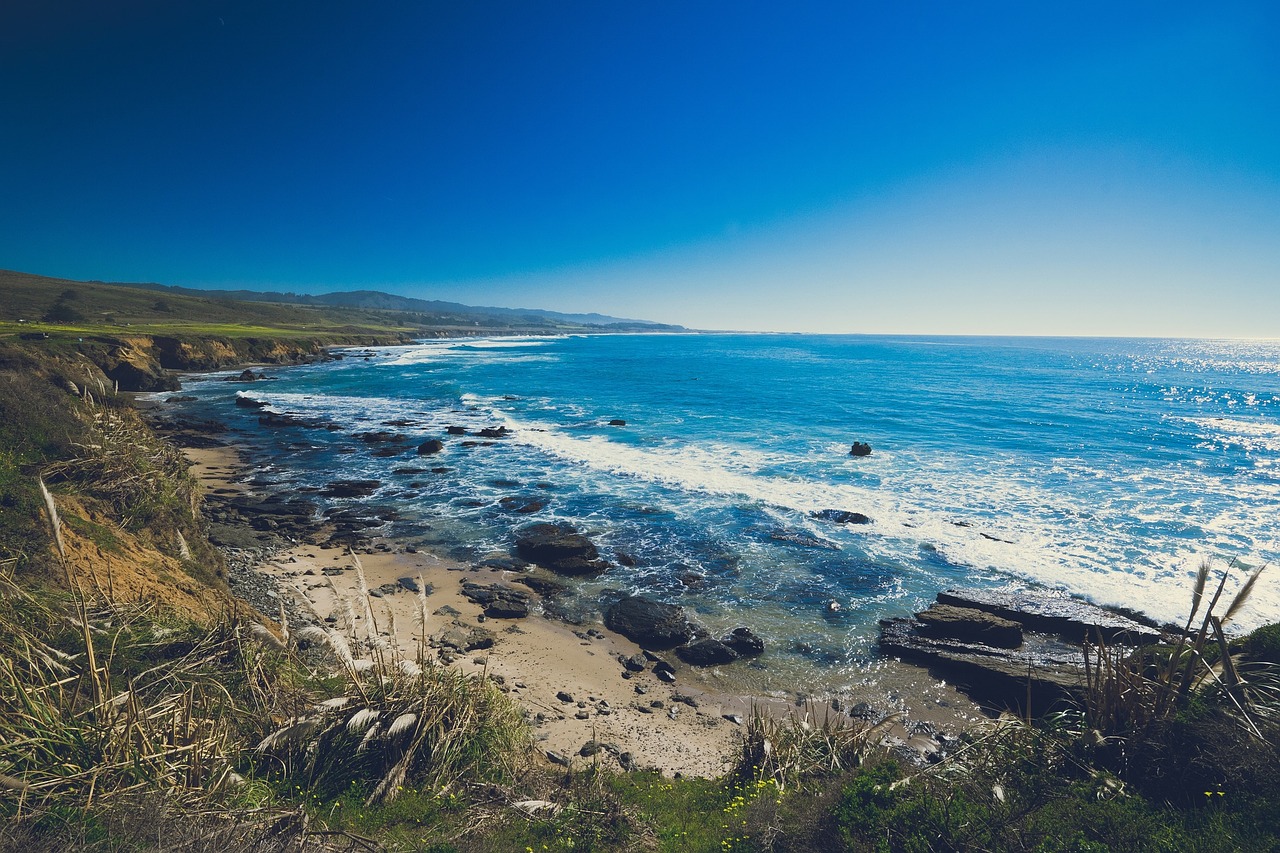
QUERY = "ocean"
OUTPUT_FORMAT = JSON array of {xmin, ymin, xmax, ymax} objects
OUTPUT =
[{"xmin": 168, "ymin": 334, "xmax": 1280, "ymax": 691}]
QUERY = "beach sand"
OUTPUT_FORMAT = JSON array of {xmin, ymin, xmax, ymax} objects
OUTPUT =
[{"xmin": 184, "ymin": 443, "xmax": 992, "ymax": 778}]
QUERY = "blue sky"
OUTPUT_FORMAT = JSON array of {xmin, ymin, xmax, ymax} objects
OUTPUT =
[{"xmin": 2, "ymin": 2, "xmax": 1277, "ymax": 335}]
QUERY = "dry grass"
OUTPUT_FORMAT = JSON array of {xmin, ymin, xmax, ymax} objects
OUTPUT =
[
  {"xmin": 734, "ymin": 701, "xmax": 897, "ymax": 792},
  {"xmin": 1083, "ymin": 558, "xmax": 1276, "ymax": 739},
  {"xmin": 252, "ymin": 555, "xmax": 532, "ymax": 805}
]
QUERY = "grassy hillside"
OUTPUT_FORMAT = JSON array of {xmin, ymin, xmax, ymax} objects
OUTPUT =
[{"xmin": 0, "ymin": 268, "xmax": 600, "ymax": 338}]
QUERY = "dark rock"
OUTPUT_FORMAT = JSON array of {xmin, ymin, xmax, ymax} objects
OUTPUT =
[
  {"xmin": 604, "ymin": 596, "xmax": 694, "ymax": 650},
  {"xmin": 258, "ymin": 411, "xmax": 333, "ymax": 429},
  {"xmin": 319, "ymin": 480, "xmax": 382, "ymax": 498},
  {"xmin": 397, "ymin": 576, "xmax": 422, "ymax": 594},
  {"xmin": 371, "ymin": 446, "xmax": 404, "ymax": 457},
  {"xmin": 849, "ymin": 441, "xmax": 872, "ymax": 457},
  {"xmin": 675, "ymin": 639, "xmax": 738, "ymax": 666},
  {"xmin": 514, "ymin": 575, "xmax": 570, "ymax": 598},
  {"xmin": 769, "ymin": 528, "xmax": 840, "ymax": 550},
  {"xmin": 445, "ymin": 425, "xmax": 467, "ymax": 435},
  {"xmin": 723, "ymin": 626, "xmax": 765, "ymax": 657},
  {"xmin": 916, "ymin": 604, "xmax": 1023, "ymax": 648},
  {"xmin": 234, "ymin": 395, "xmax": 269, "ymax": 408},
  {"xmin": 355, "ymin": 427, "xmax": 404, "ymax": 440},
  {"xmin": 878, "ymin": 617, "xmax": 1083, "ymax": 716},
  {"xmin": 497, "ymin": 495, "xmax": 547, "ymax": 514},
  {"xmin": 546, "ymin": 750, "xmax": 570, "ymax": 767},
  {"xmin": 391, "ymin": 467, "xmax": 431, "ymax": 475},
  {"xmin": 608, "ymin": 419, "xmax": 627, "ymax": 426},
  {"xmin": 167, "ymin": 432, "xmax": 228, "ymax": 449},
  {"xmin": 653, "ymin": 661, "xmax": 676, "ymax": 682},
  {"xmin": 435, "ymin": 624, "xmax": 495, "ymax": 652},
  {"xmin": 227, "ymin": 368, "xmax": 260, "ymax": 382},
  {"xmin": 935, "ymin": 588, "xmax": 1161, "ymax": 644},
  {"xmin": 478, "ymin": 426, "xmax": 510, "ymax": 438},
  {"xmin": 460, "ymin": 582, "xmax": 531, "ymax": 618},
  {"xmin": 811, "ymin": 509, "xmax": 872, "ymax": 525},
  {"xmin": 417, "ymin": 439, "xmax": 445, "ymax": 455},
  {"xmin": 622, "ymin": 653, "xmax": 648, "ymax": 672},
  {"xmin": 615, "ymin": 550, "xmax": 637, "ymax": 567},
  {"xmin": 477, "ymin": 555, "xmax": 531, "ymax": 572},
  {"xmin": 514, "ymin": 523, "xmax": 607, "ymax": 575}
]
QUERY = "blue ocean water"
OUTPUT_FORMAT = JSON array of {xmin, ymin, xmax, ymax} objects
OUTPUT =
[{"xmin": 173, "ymin": 334, "xmax": 1280, "ymax": 684}]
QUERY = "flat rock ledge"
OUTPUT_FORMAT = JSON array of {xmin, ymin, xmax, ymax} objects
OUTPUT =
[{"xmin": 879, "ymin": 587, "xmax": 1164, "ymax": 716}]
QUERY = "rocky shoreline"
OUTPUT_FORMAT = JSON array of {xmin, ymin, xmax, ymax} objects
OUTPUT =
[
  {"xmin": 147, "ymin": 353, "xmax": 1179, "ymax": 776},
  {"xmin": 155, "ymin": 404, "xmax": 1002, "ymax": 776}
]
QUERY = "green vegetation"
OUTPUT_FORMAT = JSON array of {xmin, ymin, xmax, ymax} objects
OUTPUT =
[{"xmin": 0, "ymin": 268, "xmax": 615, "ymax": 338}]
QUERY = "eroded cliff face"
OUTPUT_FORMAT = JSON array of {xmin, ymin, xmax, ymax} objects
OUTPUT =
[{"xmin": 80, "ymin": 333, "xmax": 411, "ymax": 391}]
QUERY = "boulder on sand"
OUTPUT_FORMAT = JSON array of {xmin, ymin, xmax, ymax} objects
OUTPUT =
[
  {"xmin": 603, "ymin": 595, "xmax": 694, "ymax": 650},
  {"xmin": 675, "ymin": 638, "xmax": 738, "ymax": 666}
]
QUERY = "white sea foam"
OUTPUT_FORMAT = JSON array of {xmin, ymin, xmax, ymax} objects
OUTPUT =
[
  {"xmin": 1176, "ymin": 415, "xmax": 1280, "ymax": 453},
  {"xmin": 385, "ymin": 337, "xmax": 557, "ymax": 366},
  {"xmin": 498, "ymin": 414, "xmax": 1280, "ymax": 629}
]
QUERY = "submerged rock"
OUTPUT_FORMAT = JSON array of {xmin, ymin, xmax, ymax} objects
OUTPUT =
[
  {"xmin": 723, "ymin": 626, "xmax": 765, "ymax": 657},
  {"xmin": 319, "ymin": 479, "xmax": 381, "ymax": 498},
  {"xmin": 514, "ymin": 523, "xmax": 607, "ymax": 575},
  {"xmin": 811, "ymin": 509, "xmax": 872, "ymax": 525}
]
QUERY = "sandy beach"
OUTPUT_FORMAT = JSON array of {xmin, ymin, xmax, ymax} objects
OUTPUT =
[{"xmin": 183, "ymin": 442, "xmax": 991, "ymax": 778}]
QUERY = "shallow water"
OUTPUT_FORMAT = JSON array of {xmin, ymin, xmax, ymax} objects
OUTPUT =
[{"xmin": 166, "ymin": 334, "xmax": 1280, "ymax": 693}]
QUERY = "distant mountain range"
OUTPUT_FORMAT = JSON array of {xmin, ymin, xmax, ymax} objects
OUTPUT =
[{"xmin": 109, "ymin": 281, "xmax": 683, "ymax": 331}]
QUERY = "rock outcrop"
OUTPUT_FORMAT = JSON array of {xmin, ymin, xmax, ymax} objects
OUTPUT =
[
  {"xmin": 879, "ymin": 587, "xmax": 1164, "ymax": 716},
  {"xmin": 811, "ymin": 509, "xmax": 872, "ymax": 525}
]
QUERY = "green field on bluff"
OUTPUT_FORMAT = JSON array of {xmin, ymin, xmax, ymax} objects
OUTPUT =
[{"xmin": 0, "ymin": 268, "xmax": 598, "ymax": 339}]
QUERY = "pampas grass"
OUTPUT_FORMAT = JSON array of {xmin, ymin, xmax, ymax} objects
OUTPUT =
[
  {"xmin": 1085, "ymin": 558, "xmax": 1276, "ymax": 740},
  {"xmin": 37, "ymin": 477, "xmax": 65, "ymax": 561},
  {"xmin": 253, "ymin": 577, "xmax": 531, "ymax": 805},
  {"xmin": 735, "ymin": 702, "xmax": 898, "ymax": 791}
]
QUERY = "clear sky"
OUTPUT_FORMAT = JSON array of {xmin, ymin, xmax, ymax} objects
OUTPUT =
[{"xmin": 2, "ymin": 2, "xmax": 1278, "ymax": 335}]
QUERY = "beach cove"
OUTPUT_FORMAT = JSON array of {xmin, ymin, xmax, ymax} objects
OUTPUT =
[
  {"xmin": 149, "ymin": 333, "xmax": 1280, "ymax": 773},
  {"xmin": 178, "ymin": 441, "xmax": 987, "ymax": 777}
]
